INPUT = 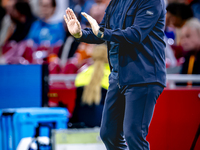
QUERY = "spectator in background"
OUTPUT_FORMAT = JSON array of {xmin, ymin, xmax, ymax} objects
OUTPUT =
[
  {"xmin": 0, "ymin": 0, "xmax": 27, "ymax": 46},
  {"xmin": 29, "ymin": 0, "xmax": 69, "ymax": 23},
  {"xmin": 26, "ymin": 0, "xmax": 66, "ymax": 45},
  {"xmin": 166, "ymin": 3, "xmax": 194, "ymax": 60},
  {"xmin": 166, "ymin": 3, "xmax": 193, "ymax": 29},
  {"xmin": 80, "ymin": 0, "xmax": 108, "ymax": 27},
  {"xmin": 166, "ymin": 3, "xmax": 193, "ymax": 44},
  {"xmin": 177, "ymin": 18, "xmax": 200, "ymax": 86},
  {"xmin": 0, "ymin": 1, "xmax": 35, "ymax": 64},
  {"xmin": 47, "ymin": 0, "xmax": 69, "ymax": 23},
  {"xmin": 89, "ymin": 0, "xmax": 107, "ymax": 24},
  {"xmin": 179, "ymin": 18, "xmax": 200, "ymax": 75},
  {"xmin": 7, "ymin": 1, "xmax": 36, "ymax": 42},
  {"xmin": 70, "ymin": 44, "xmax": 110, "ymax": 128}
]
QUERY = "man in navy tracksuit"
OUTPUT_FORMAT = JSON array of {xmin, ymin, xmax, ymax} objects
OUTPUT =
[{"xmin": 64, "ymin": 0, "xmax": 166, "ymax": 149}]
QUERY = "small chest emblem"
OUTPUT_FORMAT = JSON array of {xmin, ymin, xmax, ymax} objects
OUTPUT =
[{"xmin": 146, "ymin": 10, "xmax": 154, "ymax": 15}]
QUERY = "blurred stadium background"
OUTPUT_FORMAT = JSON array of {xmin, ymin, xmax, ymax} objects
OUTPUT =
[{"xmin": 0, "ymin": 0, "xmax": 200, "ymax": 150}]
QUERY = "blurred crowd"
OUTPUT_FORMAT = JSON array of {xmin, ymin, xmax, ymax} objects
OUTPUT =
[
  {"xmin": 0, "ymin": 0, "xmax": 200, "ymax": 76},
  {"xmin": 165, "ymin": 0, "xmax": 200, "ymax": 76},
  {"xmin": 0, "ymin": 0, "xmax": 110, "ymax": 75}
]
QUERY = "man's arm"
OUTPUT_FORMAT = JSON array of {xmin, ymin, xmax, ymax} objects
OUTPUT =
[
  {"xmin": 83, "ymin": 0, "xmax": 164, "ymax": 45},
  {"xmin": 78, "ymin": 14, "xmax": 106, "ymax": 44},
  {"xmin": 64, "ymin": 8, "xmax": 106, "ymax": 44}
]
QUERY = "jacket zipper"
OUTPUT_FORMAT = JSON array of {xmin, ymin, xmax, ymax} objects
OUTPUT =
[
  {"xmin": 106, "ymin": 0, "xmax": 115, "ymax": 29},
  {"xmin": 106, "ymin": 0, "xmax": 122, "ymax": 89},
  {"xmin": 118, "ymin": 0, "xmax": 136, "ymax": 87}
]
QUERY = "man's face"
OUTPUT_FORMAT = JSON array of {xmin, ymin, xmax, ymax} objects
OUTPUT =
[
  {"xmin": 39, "ymin": 0, "xmax": 55, "ymax": 20},
  {"xmin": 180, "ymin": 26, "xmax": 200, "ymax": 51}
]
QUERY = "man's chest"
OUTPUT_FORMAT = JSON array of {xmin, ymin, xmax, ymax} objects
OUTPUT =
[{"xmin": 106, "ymin": 0, "xmax": 141, "ymax": 28}]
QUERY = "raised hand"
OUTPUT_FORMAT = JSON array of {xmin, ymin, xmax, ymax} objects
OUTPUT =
[
  {"xmin": 64, "ymin": 8, "xmax": 82, "ymax": 38},
  {"xmin": 81, "ymin": 12, "xmax": 100, "ymax": 36}
]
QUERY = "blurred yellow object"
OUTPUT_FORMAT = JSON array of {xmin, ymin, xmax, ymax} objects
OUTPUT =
[
  {"xmin": 187, "ymin": 55, "xmax": 195, "ymax": 74},
  {"xmin": 75, "ymin": 63, "xmax": 110, "ymax": 90},
  {"xmin": 76, "ymin": 44, "xmax": 109, "ymax": 105},
  {"xmin": 187, "ymin": 55, "xmax": 195, "ymax": 86}
]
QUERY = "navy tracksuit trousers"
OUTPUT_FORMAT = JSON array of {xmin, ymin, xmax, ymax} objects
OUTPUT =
[{"xmin": 100, "ymin": 75, "xmax": 164, "ymax": 150}]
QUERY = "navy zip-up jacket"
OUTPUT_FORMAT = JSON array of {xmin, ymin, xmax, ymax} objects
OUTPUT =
[{"xmin": 79, "ymin": 0, "xmax": 166, "ymax": 87}]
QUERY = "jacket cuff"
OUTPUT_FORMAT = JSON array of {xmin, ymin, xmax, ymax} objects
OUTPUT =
[
  {"xmin": 75, "ymin": 29, "xmax": 87, "ymax": 42},
  {"xmin": 102, "ymin": 28, "xmax": 112, "ymax": 41}
]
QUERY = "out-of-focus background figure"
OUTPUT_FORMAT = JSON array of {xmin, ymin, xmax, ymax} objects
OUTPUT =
[
  {"xmin": 70, "ymin": 44, "xmax": 110, "ymax": 128},
  {"xmin": 26, "ymin": 0, "xmax": 66, "ymax": 45},
  {"xmin": 8, "ymin": 1, "xmax": 36, "ymax": 43},
  {"xmin": 177, "ymin": 18, "xmax": 200, "ymax": 85}
]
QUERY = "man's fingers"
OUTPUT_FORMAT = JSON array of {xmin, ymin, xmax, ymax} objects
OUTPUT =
[
  {"xmin": 69, "ymin": 9, "xmax": 77, "ymax": 20},
  {"xmin": 68, "ymin": 8, "xmax": 75, "ymax": 20},
  {"xmin": 64, "ymin": 15, "xmax": 68, "ymax": 24},
  {"xmin": 66, "ymin": 9, "xmax": 71, "ymax": 21},
  {"xmin": 66, "ymin": 8, "xmax": 77, "ymax": 21},
  {"xmin": 82, "ymin": 12, "xmax": 95, "ymax": 23},
  {"xmin": 68, "ymin": 10, "xmax": 73, "ymax": 20},
  {"xmin": 76, "ymin": 21, "xmax": 81, "ymax": 30},
  {"xmin": 81, "ymin": 12, "xmax": 88, "ymax": 19},
  {"xmin": 81, "ymin": 12, "xmax": 99, "ymax": 35},
  {"xmin": 81, "ymin": 12, "xmax": 93, "ymax": 25}
]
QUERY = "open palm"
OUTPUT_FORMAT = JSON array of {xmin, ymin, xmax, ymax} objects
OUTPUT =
[{"xmin": 64, "ymin": 8, "xmax": 82, "ymax": 38}]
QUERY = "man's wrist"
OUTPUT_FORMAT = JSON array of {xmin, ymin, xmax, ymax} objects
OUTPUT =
[
  {"xmin": 96, "ymin": 27, "xmax": 104, "ymax": 39},
  {"xmin": 73, "ymin": 31, "xmax": 82, "ymax": 39},
  {"xmin": 100, "ymin": 32, "xmax": 104, "ymax": 38}
]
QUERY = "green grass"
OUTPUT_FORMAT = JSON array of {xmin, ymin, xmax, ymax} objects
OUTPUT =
[{"xmin": 55, "ymin": 130, "xmax": 102, "ymax": 144}]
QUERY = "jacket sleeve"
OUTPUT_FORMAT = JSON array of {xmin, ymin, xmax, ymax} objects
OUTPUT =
[
  {"xmin": 77, "ymin": 13, "xmax": 106, "ymax": 44},
  {"xmin": 102, "ymin": 0, "xmax": 163, "ymax": 44}
]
